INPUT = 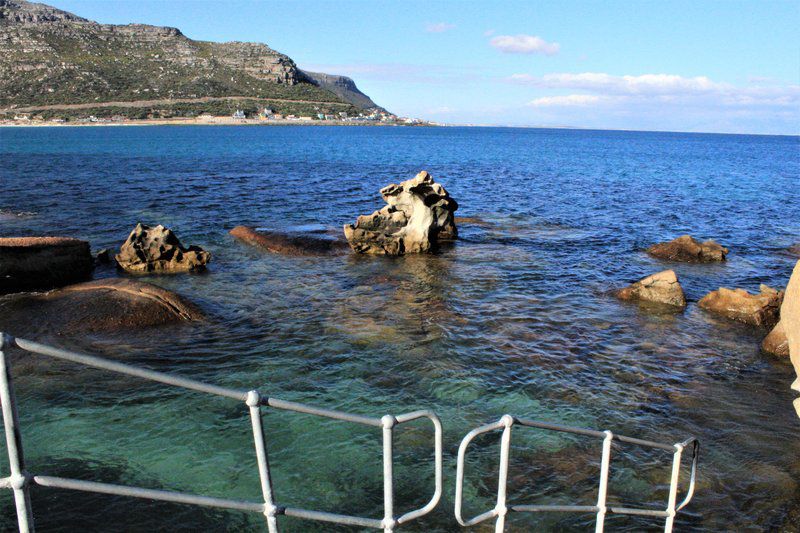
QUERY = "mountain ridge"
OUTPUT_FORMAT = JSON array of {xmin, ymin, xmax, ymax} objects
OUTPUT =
[{"xmin": 0, "ymin": 0, "xmax": 384, "ymax": 118}]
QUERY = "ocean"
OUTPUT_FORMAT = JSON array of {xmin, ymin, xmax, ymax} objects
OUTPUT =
[{"xmin": 1, "ymin": 125, "xmax": 799, "ymax": 531}]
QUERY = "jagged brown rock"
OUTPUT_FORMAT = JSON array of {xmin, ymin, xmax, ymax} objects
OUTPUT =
[
  {"xmin": 116, "ymin": 223, "xmax": 209, "ymax": 273},
  {"xmin": 762, "ymin": 321, "xmax": 789, "ymax": 357},
  {"xmin": 343, "ymin": 171, "xmax": 458, "ymax": 255},
  {"xmin": 615, "ymin": 269, "xmax": 687, "ymax": 308},
  {"xmin": 647, "ymin": 235, "xmax": 728, "ymax": 262},
  {"xmin": 698, "ymin": 284, "xmax": 783, "ymax": 328},
  {"xmin": 230, "ymin": 225, "xmax": 349, "ymax": 256},
  {"xmin": 0, "ymin": 236, "xmax": 93, "ymax": 294},
  {"xmin": 0, "ymin": 278, "xmax": 203, "ymax": 336}
]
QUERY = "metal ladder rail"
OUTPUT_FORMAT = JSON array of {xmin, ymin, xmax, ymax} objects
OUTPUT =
[
  {"xmin": 454, "ymin": 414, "xmax": 699, "ymax": 533},
  {"xmin": 0, "ymin": 334, "xmax": 443, "ymax": 533}
]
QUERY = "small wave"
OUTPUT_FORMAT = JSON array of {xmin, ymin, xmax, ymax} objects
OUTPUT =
[{"xmin": 0, "ymin": 208, "xmax": 36, "ymax": 219}]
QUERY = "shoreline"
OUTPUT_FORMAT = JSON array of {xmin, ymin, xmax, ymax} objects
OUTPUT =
[
  {"xmin": 1, "ymin": 118, "xmax": 795, "ymax": 137},
  {"xmin": 0, "ymin": 117, "xmax": 433, "ymax": 128}
]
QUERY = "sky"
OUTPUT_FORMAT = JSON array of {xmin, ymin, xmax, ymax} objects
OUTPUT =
[{"xmin": 49, "ymin": 0, "xmax": 800, "ymax": 134}]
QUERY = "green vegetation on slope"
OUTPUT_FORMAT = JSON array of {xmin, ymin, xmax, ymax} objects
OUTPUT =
[{"xmin": 0, "ymin": 0, "xmax": 374, "ymax": 117}]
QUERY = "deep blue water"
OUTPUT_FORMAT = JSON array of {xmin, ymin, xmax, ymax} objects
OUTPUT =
[{"xmin": 0, "ymin": 125, "xmax": 799, "ymax": 531}]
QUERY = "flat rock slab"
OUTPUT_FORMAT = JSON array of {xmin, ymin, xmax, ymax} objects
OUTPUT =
[
  {"xmin": 647, "ymin": 235, "xmax": 728, "ymax": 262},
  {"xmin": 699, "ymin": 285, "xmax": 783, "ymax": 328},
  {"xmin": 230, "ymin": 225, "xmax": 350, "ymax": 256},
  {"xmin": 0, "ymin": 236, "xmax": 93, "ymax": 294},
  {"xmin": 0, "ymin": 278, "xmax": 203, "ymax": 336}
]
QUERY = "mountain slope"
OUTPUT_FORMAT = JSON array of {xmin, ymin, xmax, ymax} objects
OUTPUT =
[
  {"xmin": 0, "ymin": 0, "xmax": 383, "ymax": 118},
  {"xmin": 300, "ymin": 70, "xmax": 383, "ymax": 111}
]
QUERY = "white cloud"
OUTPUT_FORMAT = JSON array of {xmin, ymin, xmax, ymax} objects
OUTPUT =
[
  {"xmin": 527, "ymin": 94, "xmax": 605, "ymax": 107},
  {"xmin": 489, "ymin": 34, "xmax": 560, "ymax": 55},
  {"xmin": 425, "ymin": 22, "xmax": 455, "ymax": 33},
  {"xmin": 510, "ymin": 72, "xmax": 723, "ymax": 94},
  {"xmin": 483, "ymin": 29, "xmax": 495, "ymax": 37},
  {"xmin": 511, "ymin": 72, "xmax": 800, "ymax": 111}
]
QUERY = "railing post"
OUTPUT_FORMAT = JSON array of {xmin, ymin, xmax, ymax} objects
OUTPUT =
[
  {"xmin": 663, "ymin": 443, "xmax": 685, "ymax": 533},
  {"xmin": 246, "ymin": 391, "xmax": 279, "ymax": 533},
  {"xmin": 595, "ymin": 430, "xmax": 613, "ymax": 533},
  {"xmin": 494, "ymin": 414, "xmax": 514, "ymax": 533},
  {"xmin": 381, "ymin": 415, "xmax": 396, "ymax": 533},
  {"xmin": 0, "ymin": 333, "xmax": 34, "ymax": 532}
]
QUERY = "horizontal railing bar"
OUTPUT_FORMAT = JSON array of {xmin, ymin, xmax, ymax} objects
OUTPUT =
[
  {"xmin": 511, "ymin": 504, "xmax": 599, "ymax": 513},
  {"xmin": 13, "ymin": 337, "xmax": 248, "ymax": 402},
  {"xmin": 513, "ymin": 417, "xmax": 607, "ymax": 438},
  {"xmin": 514, "ymin": 416, "xmax": 677, "ymax": 451},
  {"xmin": 264, "ymin": 397, "xmax": 383, "ymax": 427},
  {"xmin": 609, "ymin": 506, "xmax": 670, "ymax": 517},
  {"xmin": 32, "ymin": 475, "xmax": 265, "ymax": 512},
  {"xmin": 282, "ymin": 506, "xmax": 383, "ymax": 529},
  {"xmin": 0, "ymin": 476, "xmax": 10, "ymax": 489},
  {"xmin": 615, "ymin": 434, "xmax": 676, "ymax": 452}
]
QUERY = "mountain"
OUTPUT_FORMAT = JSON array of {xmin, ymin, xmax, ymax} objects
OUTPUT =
[
  {"xmin": 299, "ymin": 71, "xmax": 384, "ymax": 112},
  {"xmin": 0, "ymin": 0, "xmax": 384, "ymax": 119}
]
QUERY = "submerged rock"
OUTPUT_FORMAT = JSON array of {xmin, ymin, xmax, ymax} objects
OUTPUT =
[
  {"xmin": 0, "ymin": 278, "xmax": 203, "ymax": 336},
  {"xmin": 230, "ymin": 225, "xmax": 350, "ymax": 256},
  {"xmin": 116, "ymin": 223, "xmax": 210, "ymax": 273},
  {"xmin": 762, "ymin": 321, "xmax": 789, "ymax": 357},
  {"xmin": 454, "ymin": 216, "xmax": 492, "ymax": 228},
  {"xmin": 647, "ymin": 235, "xmax": 728, "ymax": 262},
  {"xmin": 0, "ymin": 236, "xmax": 93, "ymax": 294},
  {"xmin": 615, "ymin": 269, "xmax": 687, "ymax": 308},
  {"xmin": 698, "ymin": 284, "xmax": 783, "ymax": 328},
  {"xmin": 343, "ymin": 171, "xmax": 458, "ymax": 255}
]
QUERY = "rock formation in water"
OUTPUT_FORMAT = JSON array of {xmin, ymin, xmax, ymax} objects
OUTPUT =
[
  {"xmin": 0, "ymin": 236, "xmax": 93, "ymax": 293},
  {"xmin": 230, "ymin": 225, "xmax": 349, "ymax": 256},
  {"xmin": 780, "ymin": 260, "xmax": 800, "ymax": 417},
  {"xmin": 615, "ymin": 269, "xmax": 687, "ymax": 308},
  {"xmin": 343, "ymin": 171, "xmax": 458, "ymax": 255},
  {"xmin": 0, "ymin": 278, "xmax": 203, "ymax": 336},
  {"xmin": 698, "ymin": 284, "xmax": 783, "ymax": 328},
  {"xmin": 762, "ymin": 320, "xmax": 789, "ymax": 357},
  {"xmin": 116, "ymin": 223, "xmax": 210, "ymax": 273},
  {"xmin": 647, "ymin": 235, "xmax": 728, "ymax": 262}
]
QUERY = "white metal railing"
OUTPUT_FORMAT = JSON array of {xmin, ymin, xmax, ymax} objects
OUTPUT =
[
  {"xmin": 454, "ymin": 414, "xmax": 699, "ymax": 533},
  {"xmin": 0, "ymin": 333, "xmax": 442, "ymax": 533},
  {"xmin": 0, "ymin": 332, "xmax": 699, "ymax": 532}
]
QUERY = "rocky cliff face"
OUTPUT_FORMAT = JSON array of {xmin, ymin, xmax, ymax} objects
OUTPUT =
[
  {"xmin": 300, "ymin": 70, "xmax": 382, "ymax": 111},
  {"xmin": 0, "ymin": 0, "xmax": 380, "ymax": 110}
]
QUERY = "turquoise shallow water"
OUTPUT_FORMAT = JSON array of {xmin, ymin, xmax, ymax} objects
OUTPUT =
[{"xmin": 0, "ymin": 125, "xmax": 799, "ymax": 531}]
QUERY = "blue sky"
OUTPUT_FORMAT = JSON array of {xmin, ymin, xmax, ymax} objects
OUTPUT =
[{"xmin": 51, "ymin": 0, "xmax": 800, "ymax": 134}]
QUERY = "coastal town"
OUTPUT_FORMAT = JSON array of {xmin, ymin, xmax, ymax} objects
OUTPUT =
[{"xmin": 1, "ymin": 107, "xmax": 436, "ymax": 127}]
